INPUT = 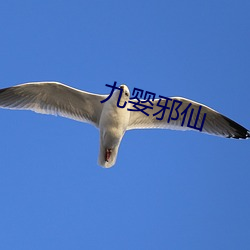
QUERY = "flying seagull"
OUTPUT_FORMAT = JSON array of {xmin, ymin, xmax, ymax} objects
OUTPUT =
[{"xmin": 0, "ymin": 82, "xmax": 249, "ymax": 168}]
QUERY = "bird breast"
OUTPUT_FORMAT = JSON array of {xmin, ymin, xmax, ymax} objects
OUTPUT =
[{"xmin": 99, "ymin": 100, "xmax": 130, "ymax": 143}]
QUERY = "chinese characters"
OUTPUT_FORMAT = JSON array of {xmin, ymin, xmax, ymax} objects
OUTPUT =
[{"xmin": 101, "ymin": 82, "xmax": 207, "ymax": 132}]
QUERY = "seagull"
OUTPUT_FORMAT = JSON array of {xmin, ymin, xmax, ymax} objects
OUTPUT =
[{"xmin": 0, "ymin": 81, "xmax": 249, "ymax": 168}]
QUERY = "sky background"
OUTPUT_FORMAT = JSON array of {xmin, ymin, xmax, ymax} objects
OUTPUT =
[{"xmin": 0, "ymin": 1, "xmax": 249, "ymax": 249}]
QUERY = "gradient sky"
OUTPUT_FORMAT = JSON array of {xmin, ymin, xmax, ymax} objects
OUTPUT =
[{"xmin": 0, "ymin": 1, "xmax": 249, "ymax": 249}]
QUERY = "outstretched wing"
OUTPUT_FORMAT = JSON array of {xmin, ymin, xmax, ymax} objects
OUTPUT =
[
  {"xmin": 127, "ymin": 96, "xmax": 250, "ymax": 139},
  {"xmin": 0, "ymin": 82, "xmax": 107, "ymax": 127}
]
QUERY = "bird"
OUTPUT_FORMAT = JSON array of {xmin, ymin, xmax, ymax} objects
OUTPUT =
[{"xmin": 0, "ymin": 81, "xmax": 249, "ymax": 168}]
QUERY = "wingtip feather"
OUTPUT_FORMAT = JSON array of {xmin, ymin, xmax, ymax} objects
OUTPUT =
[{"xmin": 222, "ymin": 115, "xmax": 250, "ymax": 139}]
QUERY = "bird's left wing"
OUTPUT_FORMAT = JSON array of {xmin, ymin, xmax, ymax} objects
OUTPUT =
[
  {"xmin": 127, "ymin": 96, "xmax": 250, "ymax": 139},
  {"xmin": 0, "ymin": 82, "xmax": 107, "ymax": 127}
]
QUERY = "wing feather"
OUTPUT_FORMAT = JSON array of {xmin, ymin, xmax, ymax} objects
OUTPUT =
[
  {"xmin": 0, "ymin": 82, "xmax": 107, "ymax": 127},
  {"xmin": 128, "ymin": 97, "xmax": 249, "ymax": 139}
]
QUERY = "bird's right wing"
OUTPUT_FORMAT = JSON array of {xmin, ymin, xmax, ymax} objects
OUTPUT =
[{"xmin": 0, "ymin": 82, "xmax": 107, "ymax": 127}]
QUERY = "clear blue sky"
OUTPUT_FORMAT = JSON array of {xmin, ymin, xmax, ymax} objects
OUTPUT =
[{"xmin": 0, "ymin": 1, "xmax": 249, "ymax": 249}]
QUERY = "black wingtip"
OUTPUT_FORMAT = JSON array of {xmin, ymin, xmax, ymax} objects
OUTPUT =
[
  {"xmin": 222, "ymin": 115, "xmax": 250, "ymax": 139},
  {"xmin": 0, "ymin": 88, "xmax": 8, "ymax": 94},
  {"xmin": 247, "ymin": 131, "xmax": 250, "ymax": 139}
]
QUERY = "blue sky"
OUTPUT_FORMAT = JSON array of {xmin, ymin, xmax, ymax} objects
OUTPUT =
[{"xmin": 0, "ymin": 1, "xmax": 249, "ymax": 249}]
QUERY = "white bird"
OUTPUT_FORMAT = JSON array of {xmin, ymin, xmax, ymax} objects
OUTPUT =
[{"xmin": 0, "ymin": 81, "xmax": 249, "ymax": 168}]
